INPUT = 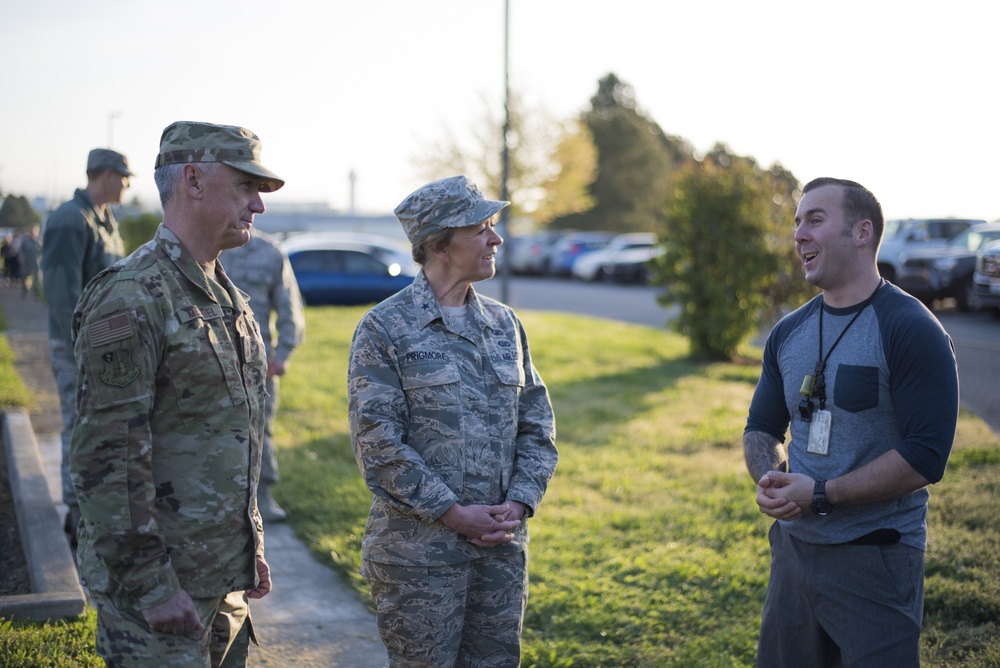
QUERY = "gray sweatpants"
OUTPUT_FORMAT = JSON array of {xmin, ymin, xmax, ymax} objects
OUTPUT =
[{"xmin": 757, "ymin": 521, "xmax": 924, "ymax": 667}]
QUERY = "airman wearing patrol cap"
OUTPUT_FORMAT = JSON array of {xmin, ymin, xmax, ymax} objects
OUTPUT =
[
  {"xmin": 394, "ymin": 174, "xmax": 508, "ymax": 245},
  {"xmin": 42, "ymin": 147, "xmax": 132, "ymax": 545},
  {"xmin": 71, "ymin": 120, "xmax": 277, "ymax": 665},
  {"xmin": 86, "ymin": 148, "xmax": 134, "ymax": 178},
  {"xmin": 155, "ymin": 120, "xmax": 284, "ymax": 192},
  {"xmin": 350, "ymin": 176, "xmax": 556, "ymax": 665}
]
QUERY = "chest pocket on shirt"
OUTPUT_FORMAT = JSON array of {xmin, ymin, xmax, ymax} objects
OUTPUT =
[
  {"xmin": 834, "ymin": 364, "xmax": 879, "ymax": 413},
  {"xmin": 491, "ymin": 359, "xmax": 525, "ymax": 389},
  {"xmin": 399, "ymin": 360, "xmax": 462, "ymax": 407},
  {"xmin": 164, "ymin": 307, "xmax": 246, "ymax": 425}
]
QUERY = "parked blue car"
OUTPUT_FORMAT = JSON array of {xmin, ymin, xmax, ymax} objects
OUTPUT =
[
  {"xmin": 282, "ymin": 232, "xmax": 418, "ymax": 306},
  {"xmin": 546, "ymin": 231, "xmax": 615, "ymax": 276}
]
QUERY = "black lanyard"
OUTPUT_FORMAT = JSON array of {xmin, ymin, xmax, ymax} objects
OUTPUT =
[{"xmin": 798, "ymin": 281, "xmax": 882, "ymax": 422}]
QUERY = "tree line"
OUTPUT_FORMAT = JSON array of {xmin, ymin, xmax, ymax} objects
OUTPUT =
[
  {"xmin": 419, "ymin": 72, "xmax": 815, "ymax": 360},
  {"xmin": 3, "ymin": 71, "xmax": 812, "ymax": 361}
]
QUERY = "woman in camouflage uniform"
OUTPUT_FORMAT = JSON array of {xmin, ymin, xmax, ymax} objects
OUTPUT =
[{"xmin": 349, "ymin": 176, "xmax": 558, "ymax": 667}]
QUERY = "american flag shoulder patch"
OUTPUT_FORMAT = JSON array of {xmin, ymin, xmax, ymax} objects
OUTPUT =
[{"xmin": 89, "ymin": 313, "xmax": 133, "ymax": 347}]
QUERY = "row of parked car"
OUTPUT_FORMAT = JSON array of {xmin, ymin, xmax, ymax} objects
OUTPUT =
[
  {"xmin": 505, "ymin": 231, "xmax": 664, "ymax": 283},
  {"xmin": 877, "ymin": 217, "xmax": 1000, "ymax": 313},
  {"xmin": 266, "ymin": 217, "xmax": 1000, "ymax": 314},
  {"xmin": 267, "ymin": 228, "xmax": 667, "ymax": 308}
]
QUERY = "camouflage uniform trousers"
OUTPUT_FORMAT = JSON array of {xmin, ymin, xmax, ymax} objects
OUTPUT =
[
  {"xmin": 89, "ymin": 588, "xmax": 253, "ymax": 668},
  {"xmin": 49, "ymin": 339, "xmax": 78, "ymax": 507},
  {"xmin": 361, "ymin": 552, "xmax": 527, "ymax": 667},
  {"xmin": 261, "ymin": 374, "xmax": 279, "ymax": 485}
]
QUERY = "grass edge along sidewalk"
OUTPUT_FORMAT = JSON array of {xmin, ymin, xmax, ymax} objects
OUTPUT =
[
  {"xmin": 4, "ymin": 307, "xmax": 1000, "ymax": 667},
  {"xmin": 0, "ymin": 306, "xmax": 105, "ymax": 668}
]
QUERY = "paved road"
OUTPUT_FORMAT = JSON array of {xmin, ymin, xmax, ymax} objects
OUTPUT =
[
  {"xmin": 477, "ymin": 274, "xmax": 677, "ymax": 328},
  {"xmin": 935, "ymin": 308, "xmax": 1000, "ymax": 436},
  {"xmin": 479, "ymin": 275, "xmax": 1000, "ymax": 436}
]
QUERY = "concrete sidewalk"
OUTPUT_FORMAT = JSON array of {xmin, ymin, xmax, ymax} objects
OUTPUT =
[{"xmin": 0, "ymin": 284, "xmax": 386, "ymax": 666}]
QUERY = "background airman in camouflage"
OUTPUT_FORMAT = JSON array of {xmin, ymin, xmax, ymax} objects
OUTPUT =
[
  {"xmin": 220, "ymin": 228, "xmax": 306, "ymax": 522},
  {"xmin": 349, "ymin": 175, "xmax": 558, "ymax": 666},
  {"xmin": 41, "ymin": 147, "xmax": 132, "ymax": 546},
  {"xmin": 71, "ymin": 120, "xmax": 284, "ymax": 667}
]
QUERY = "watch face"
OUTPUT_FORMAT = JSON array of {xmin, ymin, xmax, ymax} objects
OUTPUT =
[{"xmin": 812, "ymin": 500, "xmax": 833, "ymax": 516}]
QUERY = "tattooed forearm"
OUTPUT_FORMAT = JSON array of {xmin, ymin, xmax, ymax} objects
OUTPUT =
[{"xmin": 743, "ymin": 431, "xmax": 788, "ymax": 482}]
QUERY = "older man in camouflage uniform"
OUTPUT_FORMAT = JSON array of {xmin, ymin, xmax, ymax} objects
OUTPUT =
[
  {"xmin": 220, "ymin": 228, "xmax": 305, "ymax": 521},
  {"xmin": 349, "ymin": 175, "xmax": 558, "ymax": 666},
  {"xmin": 41, "ymin": 148, "xmax": 131, "ymax": 543},
  {"xmin": 71, "ymin": 121, "xmax": 283, "ymax": 667}
]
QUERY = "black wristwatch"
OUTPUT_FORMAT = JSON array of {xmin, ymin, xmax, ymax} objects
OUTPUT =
[{"xmin": 812, "ymin": 479, "xmax": 833, "ymax": 516}]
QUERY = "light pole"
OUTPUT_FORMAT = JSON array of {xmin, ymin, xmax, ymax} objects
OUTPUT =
[
  {"xmin": 107, "ymin": 111, "xmax": 121, "ymax": 148},
  {"xmin": 498, "ymin": 0, "xmax": 511, "ymax": 304}
]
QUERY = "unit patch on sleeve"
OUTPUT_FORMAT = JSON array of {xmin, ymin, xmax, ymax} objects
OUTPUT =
[{"xmin": 100, "ymin": 349, "xmax": 141, "ymax": 388}]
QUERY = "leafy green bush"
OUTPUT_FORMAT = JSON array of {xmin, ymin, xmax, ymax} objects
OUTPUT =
[
  {"xmin": 119, "ymin": 212, "xmax": 162, "ymax": 255},
  {"xmin": 654, "ymin": 147, "xmax": 813, "ymax": 360}
]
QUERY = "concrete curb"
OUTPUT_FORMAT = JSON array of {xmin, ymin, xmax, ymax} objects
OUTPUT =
[{"xmin": 0, "ymin": 408, "xmax": 86, "ymax": 621}]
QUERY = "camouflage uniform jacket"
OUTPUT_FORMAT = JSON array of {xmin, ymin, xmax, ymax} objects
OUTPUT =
[
  {"xmin": 41, "ymin": 188, "xmax": 125, "ymax": 344},
  {"xmin": 348, "ymin": 270, "xmax": 557, "ymax": 566},
  {"xmin": 71, "ymin": 225, "xmax": 268, "ymax": 610},
  {"xmin": 219, "ymin": 229, "xmax": 305, "ymax": 362}
]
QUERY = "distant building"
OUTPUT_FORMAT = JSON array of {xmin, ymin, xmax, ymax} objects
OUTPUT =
[{"xmin": 253, "ymin": 204, "xmax": 406, "ymax": 243}]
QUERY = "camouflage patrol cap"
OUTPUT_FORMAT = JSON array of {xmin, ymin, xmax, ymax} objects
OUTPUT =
[
  {"xmin": 395, "ymin": 175, "xmax": 509, "ymax": 245},
  {"xmin": 87, "ymin": 148, "xmax": 133, "ymax": 177},
  {"xmin": 154, "ymin": 121, "xmax": 284, "ymax": 192}
]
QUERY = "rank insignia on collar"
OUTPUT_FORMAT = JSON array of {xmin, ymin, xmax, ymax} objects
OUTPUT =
[{"xmin": 100, "ymin": 349, "xmax": 140, "ymax": 388}]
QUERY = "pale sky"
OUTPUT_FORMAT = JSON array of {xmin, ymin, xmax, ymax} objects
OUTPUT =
[{"xmin": 2, "ymin": 0, "xmax": 998, "ymax": 222}]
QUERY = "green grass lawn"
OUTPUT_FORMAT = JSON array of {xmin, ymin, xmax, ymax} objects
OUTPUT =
[
  {"xmin": 273, "ymin": 307, "xmax": 1000, "ymax": 667},
  {"xmin": 2, "ymin": 306, "xmax": 998, "ymax": 666}
]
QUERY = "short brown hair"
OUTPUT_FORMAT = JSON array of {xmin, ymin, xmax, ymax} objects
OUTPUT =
[
  {"xmin": 412, "ymin": 227, "xmax": 456, "ymax": 265},
  {"xmin": 802, "ymin": 177, "xmax": 884, "ymax": 242}
]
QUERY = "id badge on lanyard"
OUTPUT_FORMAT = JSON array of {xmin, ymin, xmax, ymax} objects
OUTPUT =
[{"xmin": 806, "ymin": 409, "xmax": 831, "ymax": 455}]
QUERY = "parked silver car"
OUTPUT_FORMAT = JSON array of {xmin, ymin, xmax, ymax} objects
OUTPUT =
[
  {"xmin": 571, "ymin": 233, "xmax": 658, "ymax": 282},
  {"xmin": 505, "ymin": 231, "xmax": 564, "ymax": 275}
]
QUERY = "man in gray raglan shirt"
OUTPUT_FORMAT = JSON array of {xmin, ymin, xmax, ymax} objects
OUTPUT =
[{"xmin": 743, "ymin": 177, "xmax": 959, "ymax": 667}]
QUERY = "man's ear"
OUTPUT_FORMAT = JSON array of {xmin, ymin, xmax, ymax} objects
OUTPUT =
[
  {"xmin": 181, "ymin": 164, "xmax": 205, "ymax": 199},
  {"xmin": 856, "ymin": 218, "xmax": 874, "ymax": 247}
]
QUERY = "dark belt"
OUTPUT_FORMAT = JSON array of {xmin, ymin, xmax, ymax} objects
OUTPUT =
[{"xmin": 847, "ymin": 528, "xmax": 901, "ymax": 546}]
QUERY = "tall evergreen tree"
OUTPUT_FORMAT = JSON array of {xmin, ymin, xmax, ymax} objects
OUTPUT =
[
  {"xmin": 551, "ymin": 73, "xmax": 692, "ymax": 233},
  {"xmin": 0, "ymin": 195, "xmax": 39, "ymax": 230},
  {"xmin": 533, "ymin": 119, "xmax": 596, "ymax": 225}
]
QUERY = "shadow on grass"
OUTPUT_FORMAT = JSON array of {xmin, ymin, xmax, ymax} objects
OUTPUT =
[{"xmin": 546, "ymin": 356, "xmax": 705, "ymax": 446}]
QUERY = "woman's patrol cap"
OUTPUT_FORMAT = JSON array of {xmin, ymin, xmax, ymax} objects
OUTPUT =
[
  {"xmin": 394, "ymin": 175, "xmax": 509, "ymax": 245},
  {"xmin": 154, "ymin": 121, "xmax": 285, "ymax": 192}
]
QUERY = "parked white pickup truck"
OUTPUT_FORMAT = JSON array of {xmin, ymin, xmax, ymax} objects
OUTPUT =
[{"xmin": 877, "ymin": 218, "xmax": 983, "ymax": 282}]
